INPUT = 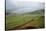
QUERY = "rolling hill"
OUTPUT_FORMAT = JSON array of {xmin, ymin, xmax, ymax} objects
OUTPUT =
[{"xmin": 24, "ymin": 9, "xmax": 44, "ymax": 16}]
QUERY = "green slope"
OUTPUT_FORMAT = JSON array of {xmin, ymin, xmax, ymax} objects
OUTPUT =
[
  {"xmin": 6, "ymin": 9, "xmax": 45, "ymax": 30},
  {"xmin": 6, "ymin": 15, "xmax": 44, "ymax": 29}
]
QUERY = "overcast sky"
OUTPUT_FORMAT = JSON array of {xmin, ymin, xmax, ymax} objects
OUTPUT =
[{"xmin": 6, "ymin": 0, "xmax": 45, "ymax": 14}]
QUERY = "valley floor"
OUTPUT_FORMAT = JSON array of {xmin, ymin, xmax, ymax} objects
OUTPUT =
[{"xmin": 6, "ymin": 14, "xmax": 45, "ymax": 30}]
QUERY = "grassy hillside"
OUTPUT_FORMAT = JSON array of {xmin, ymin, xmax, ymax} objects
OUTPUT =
[
  {"xmin": 6, "ymin": 9, "xmax": 45, "ymax": 30},
  {"xmin": 6, "ymin": 15, "xmax": 44, "ymax": 30}
]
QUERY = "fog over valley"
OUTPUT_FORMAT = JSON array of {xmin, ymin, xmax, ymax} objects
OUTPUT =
[{"xmin": 6, "ymin": 0, "xmax": 44, "ymax": 14}]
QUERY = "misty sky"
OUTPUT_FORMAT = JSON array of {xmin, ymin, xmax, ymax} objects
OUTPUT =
[{"xmin": 6, "ymin": 0, "xmax": 45, "ymax": 14}]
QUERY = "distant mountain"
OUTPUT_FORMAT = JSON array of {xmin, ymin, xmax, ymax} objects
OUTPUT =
[{"xmin": 24, "ymin": 9, "xmax": 44, "ymax": 16}]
